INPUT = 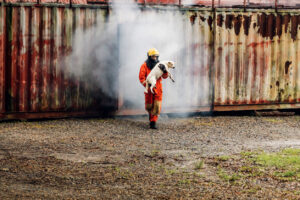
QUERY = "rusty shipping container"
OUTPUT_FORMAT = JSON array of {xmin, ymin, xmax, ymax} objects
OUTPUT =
[
  {"xmin": 0, "ymin": 1, "xmax": 299, "ymax": 119},
  {"xmin": 0, "ymin": 5, "xmax": 118, "ymax": 119},
  {"xmin": 213, "ymin": 9, "xmax": 300, "ymax": 111}
]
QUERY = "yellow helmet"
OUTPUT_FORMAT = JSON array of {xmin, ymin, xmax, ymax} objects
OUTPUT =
[{"xmin": 147, "ymin": 48, "xmax": 159, "ymax": 57}]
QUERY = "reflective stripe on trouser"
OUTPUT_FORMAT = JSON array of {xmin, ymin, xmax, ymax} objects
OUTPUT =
[{"xmin": 145, "ymin": 92, "xmax": 162, "ymax": 122}]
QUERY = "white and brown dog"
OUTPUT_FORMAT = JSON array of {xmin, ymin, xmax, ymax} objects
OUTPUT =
[{"xmin": 144, "ymin": 61, "xmax": 175, "ymax": 94}]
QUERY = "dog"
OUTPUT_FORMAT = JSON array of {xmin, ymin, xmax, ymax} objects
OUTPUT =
[{"xmin": 144, "ymin": 61, "xmax": 175, "ymax": 94}]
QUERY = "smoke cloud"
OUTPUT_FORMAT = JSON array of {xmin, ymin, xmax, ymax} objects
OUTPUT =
[{"xmin": 68, "ymin": 0, "xmax": 210, "ymax": 113}]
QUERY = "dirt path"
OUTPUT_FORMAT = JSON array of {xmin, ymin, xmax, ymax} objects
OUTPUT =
[{"xmin": 0, "ymin": 115, "xmax": 299, "ymax": 199}]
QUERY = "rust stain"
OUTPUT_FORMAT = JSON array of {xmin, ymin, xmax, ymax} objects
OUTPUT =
[
  {"xmin": 199, "ymin": 16, "xmax": 205, "ymax": 22},
  {"xmin": 190, "ymin": 13, "xmax": 197, "ymax": 25},
  {"xmin": 276, "ymin": 15, "xmax": 282, "ymax": 38},
  {"xmin": 254, "ymin": 13, "xmax": 299, "ymax": 40},
  {"xmin": 247, "ymin": 40, "xmax": 273, "ymax": 48},
  {"xmin": 207, "ymin": 16, "xmax": 213, "ymax": 31},
  {"xmin": 225, "ymin": 15, "xmax": 234, "ymax": 29},
  {"xmin": 233, "ymin": 15, "xmax": 242, "ymax": 35},
  {"xmin": 217, "ymin": 14, "xmax": 223, "ymax": 27},
  {"xmin": 283, "ymin": 14, "xmax": 291, "ymax": 34},
  {"xmin": 243, "ymin": 15, "xmax": 251, "ymax": 35},
  {"xmin": 266, "ymin": 14, "xmax": 275, "ymax": 40},
  {"xmin": 291, "ymin": 15, "xmax": 299, "ymax": 41},
  {"xmin": 285, "ymin": 61, "xmax": 292, "ymax": 75},
  {"xmin": 257, "ymin": 13, "xmax": 267, "ymax": 37}
]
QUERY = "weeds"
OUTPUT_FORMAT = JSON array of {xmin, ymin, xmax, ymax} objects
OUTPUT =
[
  {"xmin": 217, "ymin": 168, "xmax": 241, "ymax": 182},
  {"xmin": 194, "ymin": 160, "xmax": 204, "ymax": 170},
  {"xmin": 178, "ymin": 179, "xmax": 191, "ymax": 185},
  {"xmin": 217, "ymin": 155, "xmax": 231, "ymax": 161},
  {"xmin": 251, "ymin": 148, "xmax": 300, "ymax": 179},
  {"xmin": 262, "ymin": 118, "xmax": 283, "ymax": 123}
]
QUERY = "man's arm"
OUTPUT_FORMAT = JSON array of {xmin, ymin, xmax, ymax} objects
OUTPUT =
[
  {"xmin": 139, "ymin": 63, "xmax": 147, "ymax": 87},
  {"xmin": 162, "ymin": 72, "xmax": 169, "ymax": 79}
]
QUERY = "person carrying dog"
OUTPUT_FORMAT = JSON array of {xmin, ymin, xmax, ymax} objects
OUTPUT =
[{"xmin": 139, "ymin": 48, "xmax": 168, "ymax": 129}]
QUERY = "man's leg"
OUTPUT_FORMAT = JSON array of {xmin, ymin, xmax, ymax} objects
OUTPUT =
[
  {"xmin": 151, "ymin": 100, "xmax": 162, "ymax": 120},
  {"xmin": 145, "ymin": 92, "xmax": 154, "ymax": 127},
  {"xmin": 145, "ymin": 92, "xmax": 162, "ymax": 129},
  {"xmin": 149, "ymin": 96, "xmax": 162, "ymax": 129}
]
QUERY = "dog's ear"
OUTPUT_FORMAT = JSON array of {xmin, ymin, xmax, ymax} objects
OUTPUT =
[{"xmin": 167, "ymin": 61, "xmax": 174, "ymax": 67}]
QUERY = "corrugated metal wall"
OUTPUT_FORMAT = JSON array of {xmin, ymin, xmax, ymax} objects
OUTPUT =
[
  {"xmin": 0, "ymin": 3, "xmax": 299, "ymax": 119},
  {"xmin": 0, "ymin": 5, "xmax": 118, "ymax": 119},
  {"xmin": 213, "ymin": 9, "xmax": 300, "ymax": 111},
  {"xmin": 180, "ymin": 9, "xmax": 214, "ymax": 110},
  {"xmin": 1, "ymin": 0, "xmax": 299, "ymax": 7},
  {"xmin": 0, "ymin": 6, "xmax": 5, "ymax": 115},
  {"xmin": 164, "ymin": 9, "xmax": 214, "ymax": 111}
]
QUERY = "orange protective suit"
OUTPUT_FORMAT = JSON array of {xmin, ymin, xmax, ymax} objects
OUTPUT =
[{"xmin": 139, "ymin": 62, "xmax": 168, "ymax": 122}]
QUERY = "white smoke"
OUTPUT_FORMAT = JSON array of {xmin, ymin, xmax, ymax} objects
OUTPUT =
[{"xmin": 69, "ymin": 1, "xmax": 210, "ymax": 113}]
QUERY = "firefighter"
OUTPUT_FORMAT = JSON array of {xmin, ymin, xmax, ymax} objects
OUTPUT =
[{"xmin": 139, "ymin": 48, "xmax": 168, "ymax": 129}]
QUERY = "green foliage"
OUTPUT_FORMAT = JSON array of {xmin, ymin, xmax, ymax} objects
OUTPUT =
[
  {"xmin": 151, "ymin": 149, "xmax": 160, "ymax": 157},
  {"xmin": 165, "ymin": 168, "xmax": 177, "ymax": 175},
  {"xmin": 217, "ymin": 155, "xmax": 230, "ymax": 161},
  {"xmin": 217, "ymin": 168, "xmax": 241, "ymax": 182},
  {"xmin": 178, "ymin": 179, "xmax": 191, "ymax": 185},
  {"xmin": 281, "ymin": 148, "xmax": 300, "ymax": 155},
  {"xmin": 240, "ymin": 151, "xmax": 255, "ymax": 158},
  {"xmin": 255, "ymin": 149, "xmax": 300, "ymax": 168},
  {"xmin": 253, "ymin": 148, "xmax": 300, "ymax": 178},
  {"xmin": 240, "ymin": 166, "xmax": 263, "ymax": 177},
  {"xmin": 275, "ymin": 171, "xmax": 296, "ymax": 177},
  {"xmin": 194, "ymin": 160, "xmax": 204, "ymax": 170}
]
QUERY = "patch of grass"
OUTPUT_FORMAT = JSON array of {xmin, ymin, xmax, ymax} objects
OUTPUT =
[
  {"xmin": 262, "ymin": 118, "xmax": 283, "ymax": 123},
  {"xmin": 129, "ymin": 162, "xmax": 135, "ymax": 167},
  {"xmin": 192, "ymin": 172, "xmax": 205, "ymax": 178},
  {"xmin": 217, "ymin": 155, "xmax": 230, "ymax": 161},
  {"xmin": 151, "ymin": 149, "xmax": 160, "ymax": 157},
  {"xmin": 253, "ymin": 148, "xmax": 300, "ymax": 178},
  {"xmin": 155, "ymin": 164, "xmax": 165, "ymax": 172},
  {"xmin": 113, "ymin": 167, "xmax": 134, "ymax": 179},
  {"xmin": 245, "ymin": 186, "xmax": 262, "ymax": 194},
  {"xmin": 240, "ymin": 166, "xmax": 255, "ymax": 173},
  {"xmin": 282, "ymin": 148, "xmax": 300, "ymax": 155},
  {"xmin": 165, "ymin": 168, "xmax": 177, "ymax": 175},
  {"xmin": 113, "ymin": 167, "xmax": 121, "ymax": 173},
  {"xmin": 240, "ymin": 166, "xmax": 263, "ymax": 177},
  {"xmin": 92, "ymin": 119, "xmax": 108, "ymax": 123},
  {"xmin": 178, "ymin": 179, "xmax": 191, "ymax": 185},
  {"xmin": 294, "ymin": 191, "xmax": 300, "ymax": 195},
  {"xmin": 188, "ymin": 118, "xmax": 213, "ymax": 126},
  {"xmin": 275, "ymin": 171, "xmax": 296, "ymax": 177},
  {"xmin": 255, "ymin": 149, "xmax": 300, "ymax": 168},
  {"xmin": 194, "ymin": 122, "xmax": 213, "ymax": 126},
  {"xmin": 240, "ymin": 151, "xmax": 255, "ymax": 158},
  {"xmin": 194, "ymin": 160, "xmax": 204, "ymax": 170},
  {"xmin": 217, "ymin": 168, "xmax": 241, "ymax": 182}
]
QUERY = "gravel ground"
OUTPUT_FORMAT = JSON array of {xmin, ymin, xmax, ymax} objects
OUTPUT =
[{"xmin": 0, "ymin": 114, "xmax": 299, "ymax": 199}]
